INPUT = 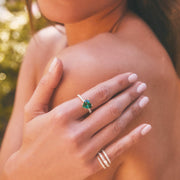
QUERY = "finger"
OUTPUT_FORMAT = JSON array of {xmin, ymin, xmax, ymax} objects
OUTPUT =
[
  {"xmin": 25, "ymin": 57, "xmax": 63, "ymax": 120},
  {"xmin": 81, "ymin": 81, "xmax": 147, "ymax": 137},
  {"xmin": 55, "ymin": 72, "xmax": 138, "ymax": 119},
  {"xmin": 87, "ymin": 96, "xmax": 149, "ymax": 158},
  {"xmin": 92, "ymin": 124, "xmax": 152, "ymax": 171}
]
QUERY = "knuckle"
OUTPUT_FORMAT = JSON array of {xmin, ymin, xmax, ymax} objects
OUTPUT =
[
  {"xmin": 39, "ymin": 76, "xmax": 48, "ymax": 86},
  {"xmin": 131, "ymin": 104, "xmax": 140, "ymax": 117},
  {"xmin": 113, "ymin": 120, "xmax": 123, "ymax": 135},
  {"xmin": 67, "ymin": 133, "xmax": 83, "ymax": 154},
  {"xmin": 113, "ymin": 122, "xmax": 120, "ymax": 134},
  {"xmin": 64, "ymin": 133, "xmax": 79, "ymax": 151},
  {"xmin": 72, "ymin": 131, "xmax": 84, "ymax": 144},
  {"xmin": 114, "ymin": 120, "xmax": 125, "ymax": 133},
  {"xmin": 24, "ymin": 103, "xmax": 44, "ymax": 121},
  {"xmin": 24, "ymin": 103, "xmax": 31, "ymax": 114},
  {"xmin": 117, "ymin": 77, "xmax": 127, "ymax": 88},
  {"xmin": 128, "ymin": 90, "xmax": 138, "ymax": 102},
  {"xmin": 109, "ymin": 102, "xmax": 120, "ymax": 117},
  {"xmin": 74, "ymin": 126, "xmax": 89, "ymax": 144},
  {"xmin": 68, "ymin": 133, "xmax": 78, "ymax": 144},
  {"xmin": 67, "ymin": 129, "xmax": 84, "ymax": 148},
  {"xmin": 51, "ymin": 109, "xmax": 67, "ymax": 127},
  {"xmin": 129, "ymin": 134, "xmax": 138, "ymax": 145},
  {"xmin": 24, "ymin": 103, "xmax": 32, "ymax": 118},
  {"xmin": 39, "ymin": 75, "xmax": 51, "ymax": 88},
  {"xmin": 96, "ymin": 85, "xmax": 110, "ymax": 102},
  {"xmin": 114, "ymin": 144, "xmax": 124, "ymax": 158},
  {"xmin": 77, "ymin": 128, "xmax": 87, "ymax": 142}
]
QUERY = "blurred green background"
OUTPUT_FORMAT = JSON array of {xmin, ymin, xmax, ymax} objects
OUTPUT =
[{"xmin": 0, "ymin": 0, "xmax": 48, "ymax": 145}]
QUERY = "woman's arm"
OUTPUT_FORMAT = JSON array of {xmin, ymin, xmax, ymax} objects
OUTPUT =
[
  {"xmin": 0, "ymin": 26, "xmax": 66, "ymax": 172},
  {"xmin": 0, "ymin": 38, "xmax": 36, "ymax": 171}
]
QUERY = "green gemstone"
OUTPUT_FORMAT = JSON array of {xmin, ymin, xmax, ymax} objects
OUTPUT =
[{"xmin": 83, "ymin": 100, "xmax": 92, "ymax": 109}]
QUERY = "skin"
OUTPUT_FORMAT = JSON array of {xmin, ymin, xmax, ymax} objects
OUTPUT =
[{"xmin": 0, "ymin": 0, "xmax": 180, "ymax": 179}]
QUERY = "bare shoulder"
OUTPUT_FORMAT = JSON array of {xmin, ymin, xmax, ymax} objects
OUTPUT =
[
  {"xmin": 86, "ymin": 23, "xmax": 177, "ymax": 81},
  {"xmin": 58, "ymin": 25, "xmax": 178, "ymax": 90},
  {"xmin": 37, "ymin": 15, "xmax": 180, "ymax": 179},
  {"xmin": 26, "ymin": 25, "xmax": 67, "ymax": 82},
  {"xmin": 52, "ymin": 18, "xmax": 179, "ymax": 105},
  {"xmin": 27, "ymin": 25, "xmax": 66, "ymax": 57},
  {"xmin": 52, "ymin": 14, "xmax": 179, "ymax": 169},
  {"xmin": 52, "ymin": 13, "xmax": 179, "ymax": 104}
]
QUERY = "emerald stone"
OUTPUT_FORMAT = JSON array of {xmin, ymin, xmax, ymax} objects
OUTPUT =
[{"xmin": 83, "ymin": 100, "xmax": 92, "ymax": 109}]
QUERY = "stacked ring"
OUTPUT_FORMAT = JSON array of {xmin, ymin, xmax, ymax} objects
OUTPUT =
[
  {"xmin": 77, "ymin": 94, "xmax": 92, "ymax": 113},
  {"xmin": 97, "ymin": 150, "xmax": 111, "ymax": 169}
]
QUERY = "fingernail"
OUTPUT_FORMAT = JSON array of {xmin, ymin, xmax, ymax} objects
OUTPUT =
[
  {"xmin": 49, "ymin": 57, "xmax": 58, "ymax": 73},
  {"xmin": 128, "ymin": 73, "xmax": 138, "ymax": 83},
  {"xmin": 141, "ymin": 125, "xmax": 152, "ymax": 136},
  {"xmin": 137, "ymin": 83, "xmax": 147, "ymax": 93},
  {"xmin": 139, "ymin": 96, "xmax": 149, "ymax": 108}
]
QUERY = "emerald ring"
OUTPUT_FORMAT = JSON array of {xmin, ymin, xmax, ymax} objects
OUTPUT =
[{"xmin": 77, "ymin": 94, "xmax": 92, "ymax": 113}]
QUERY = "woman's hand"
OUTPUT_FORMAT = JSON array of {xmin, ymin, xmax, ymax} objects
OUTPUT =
[{"xmin": 4, "ymin": 58, "xmax": 151, "ymax": 180}]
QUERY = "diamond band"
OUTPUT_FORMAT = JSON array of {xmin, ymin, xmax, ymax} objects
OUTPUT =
[
  {"xmin": 97, "ymin": 150, "xmax": 111, "ymax": 169},
  {"xmin": 97, "ymin": 156, "xmax": 106, "ymax": 169},
  {"xmin": 102, "ymin": 150, "xmax": 111, "ymax": 165}
]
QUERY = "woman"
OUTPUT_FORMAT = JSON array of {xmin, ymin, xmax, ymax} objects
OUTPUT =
[{"xmin": 0, "ymin": 0, "xmax": 180, "ymax": 179}]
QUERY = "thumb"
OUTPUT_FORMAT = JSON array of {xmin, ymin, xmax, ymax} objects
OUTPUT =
[{"xmin": 25, "ymin": 57, "xmax": 63, "ymax": 121}]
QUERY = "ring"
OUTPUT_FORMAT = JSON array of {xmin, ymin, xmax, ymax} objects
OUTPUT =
[
  {"xmin": 77, "ymin": 94, "xmax": 92, "ymax": 113},
  {"xmin": 97, "ymin": 150, "xmax": 111, "ymax": 169}
]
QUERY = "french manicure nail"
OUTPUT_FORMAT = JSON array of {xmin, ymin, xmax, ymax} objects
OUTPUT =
[
  {"xmin": 139, "ymin": 96, "xmax": 149, "ymax": 108},
  {"xmin": 128, "ymin": 73, "xmax": 138, "ymax": 83},
  {"xmin": 141, "ymin": 125, "xmax": 152, "ymax": 136},
  {"xmin": 49, "ymin": 57, "xmax": 58, "ymax": 73},
  {"xmin": 137, "ymin": 83, "xmax": 147, "ymax": 93}
]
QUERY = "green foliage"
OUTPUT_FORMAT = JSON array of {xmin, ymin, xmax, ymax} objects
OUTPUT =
[{"xmin": 0, "ymin": 0, "xmax": 48, "ymax": 144}]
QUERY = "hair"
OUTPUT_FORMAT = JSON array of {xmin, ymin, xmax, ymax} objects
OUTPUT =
[
  {"xmin": 26, "ymin": 0, "xmax": 180, "ymax": 76},
  {"xmin": 26, "ymin": 0, "xmax": 33, "ymax": 31},
  {"xmin": 128, "ymin": 0, "xmax": 180, "ymax": 76}
]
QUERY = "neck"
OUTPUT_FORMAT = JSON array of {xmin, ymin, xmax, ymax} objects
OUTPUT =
[{"xmin": 65, "ymin": 1, "xmax": 127, "ymax": 46}]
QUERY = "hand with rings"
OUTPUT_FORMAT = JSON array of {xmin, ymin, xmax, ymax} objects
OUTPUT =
[{"xmin": 4, "ymin": 58, "xmax": 151, "ymax": 180}]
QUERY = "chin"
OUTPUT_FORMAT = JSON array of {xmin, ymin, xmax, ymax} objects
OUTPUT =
[
  {"xmin": 38, "ymin": 4, "xmax": 95, "ymax": 24},
  {"xmin": 43, "ymin": 11, "xmax": 93, "ymax": 24},
  {"xmin": 37, "ymin": 0, "xmax": 118, "ymax": 24}
]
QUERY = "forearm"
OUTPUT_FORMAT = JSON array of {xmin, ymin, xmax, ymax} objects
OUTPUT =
[{"xmin": 0, "ymin": 116, "xmax": 24, "ymax": 175}]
